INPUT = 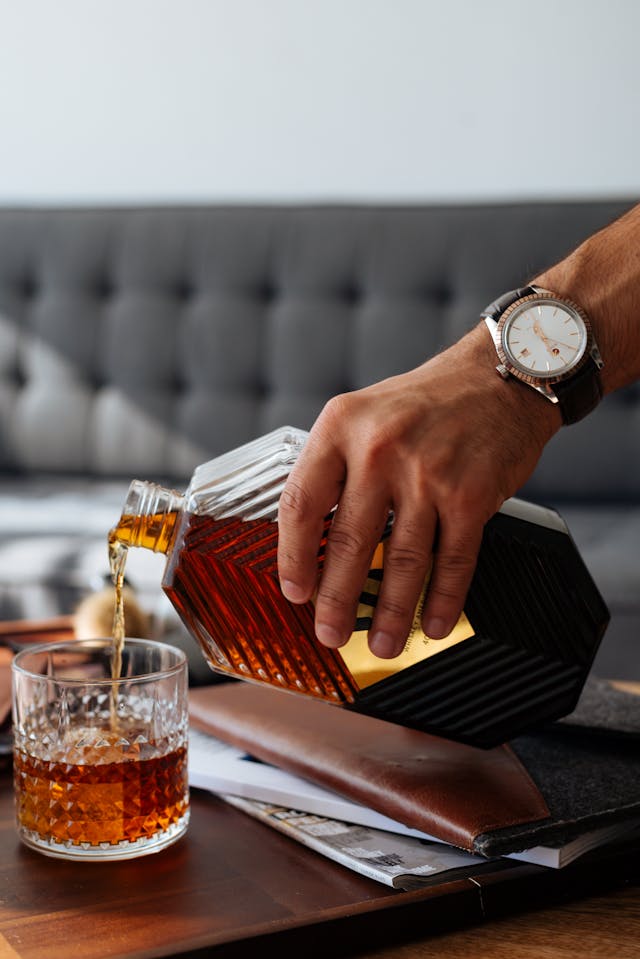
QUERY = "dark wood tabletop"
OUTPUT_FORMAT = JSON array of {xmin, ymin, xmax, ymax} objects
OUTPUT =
[
  {"xmin": 359, "ymin": 883, "xmax": 640, "ymax": 959},
  {"xmin": 0, "ymin": 765, "xmax": 639, "ymax": 959},
  {"xmin": 0, "ymin": 768, "xmax": 475, "ymax": 959},
  {"xmin": 1, "ymin": 619, "xmax": 639, "ymax": 959}
]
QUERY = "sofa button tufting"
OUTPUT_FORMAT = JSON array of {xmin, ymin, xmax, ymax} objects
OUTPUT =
[
  {"xmin": 176, "ymin": 281, "xmax": 195, "ymax": 301},
  {"xmin": 20, "ymin": 277, "xmax": 39, "ymax": 300},
  {"xmin": 342, "ymin": 284, "xmax": 362, "ymax": 304},
  {"xmin": 427, "ymin": 285, "xmax": 453, "ymax": 307},
  {"xmin": 96, "ymin": 279, "xmax": 115, "ymax": 299},
  {"xmin": 260, "ymin": 281, "xmax": 279, "ymax": 303}
]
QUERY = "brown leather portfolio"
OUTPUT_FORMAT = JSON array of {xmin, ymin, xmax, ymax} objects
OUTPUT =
[{"xmin": 189, "ymin": 678, "xmax": 640, "ymax": 858}]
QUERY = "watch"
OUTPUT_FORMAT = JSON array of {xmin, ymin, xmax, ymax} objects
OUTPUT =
[{"xmin": 482, "ymin": 284, "xmax": 604, "ymax": 425}]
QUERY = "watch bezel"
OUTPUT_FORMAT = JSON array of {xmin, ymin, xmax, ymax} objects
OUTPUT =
[{"xmin": 496, "ymin": 291, "xmax": 594, "ymax": 387}]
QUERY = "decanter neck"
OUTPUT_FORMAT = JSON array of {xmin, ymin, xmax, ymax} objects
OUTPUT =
[{"xmin": 111, "ymin": 480, "xmax": 185, "ymax": 554}]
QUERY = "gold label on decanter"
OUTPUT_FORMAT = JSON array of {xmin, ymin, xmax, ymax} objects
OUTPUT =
[{"xmin": 338, "ymin": 542, "xmax": 475, "ymax": 689}]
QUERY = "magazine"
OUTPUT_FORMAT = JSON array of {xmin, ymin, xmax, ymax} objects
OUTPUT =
[{"xmin": 221, "ymin": 795, "xmax": 492, "ymax": 890}]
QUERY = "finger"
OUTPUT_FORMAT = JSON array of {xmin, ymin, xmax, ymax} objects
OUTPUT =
[
  {"xmin": 367, "ymin": 505, "xmax": 438, "ymax": 659},
  {"xmin": 313, "ymin": 485, "xmax": 390, "ymax": 648},
  {"xmin": 421, "ymin": 516, "xmax": 484, "ymax": 639},
  {"xmin": 277, "ymin": 445, "xmax": 345, "ymax": 604}
]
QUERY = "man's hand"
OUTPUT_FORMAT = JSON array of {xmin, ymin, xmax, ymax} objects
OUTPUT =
[{"xmin": 277, "ymin": 322, "xmax": 561, "ymax": 659}]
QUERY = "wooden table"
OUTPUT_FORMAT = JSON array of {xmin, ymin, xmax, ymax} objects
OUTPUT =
[
  {"xmin": 363, "ymin": 884, "xmax": 640, "ymax": 959},
  {"xmin": 0, "ymin": 765, "xmax": 639, "ymax": 959},
  {"xmin": 1, "ymin": 620, "xmax": 639, "ymax": 958}
]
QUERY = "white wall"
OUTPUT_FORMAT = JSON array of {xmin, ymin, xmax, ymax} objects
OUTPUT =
[{"xmin": 0, "ymin": 0, "xmax": 638, "ymax": 204}]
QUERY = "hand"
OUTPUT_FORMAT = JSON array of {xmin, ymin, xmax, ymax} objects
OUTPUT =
[{"xmin": 277, "ymin": 323, "xmax": 562, "ymax": 659}]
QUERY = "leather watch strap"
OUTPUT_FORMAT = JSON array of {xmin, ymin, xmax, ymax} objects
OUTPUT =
[
  {"xmin": 480, "ymin": 285, "xmax": 535, "ymax": 321},
  {"xmin": 552, "ymin": 356, "xmax": 603, "ymax": 425}
]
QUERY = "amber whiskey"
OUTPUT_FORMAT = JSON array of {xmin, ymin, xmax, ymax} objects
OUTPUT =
[{"xmin": 14, "ymin": 734, "xmax": 188, "ymax": 848}]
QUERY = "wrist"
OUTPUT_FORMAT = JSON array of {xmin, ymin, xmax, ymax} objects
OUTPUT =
[
  {"xmin": 467, "ymin": 321, "xmax": 563, "ymax": 443},
  {"xmin": 533, "ymin": 202, "xmax": 640, "ymax": 396}
]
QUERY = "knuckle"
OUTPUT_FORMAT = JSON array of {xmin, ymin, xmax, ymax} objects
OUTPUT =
[
  {"xmin": 316, "ymin": 583, "xmax": 355, "ymax": 614},
  {"xmin": 430, "ymin": 551, "xmax": 476, "ymax": 601},
  {"xmin": 446, "ymin": 484, "xmax": 503, "ymax": 526},
  {"xmin": 319, "ymin": 392, "xmax": 353, "ymax": 429},
  {"xmin": 382, "ymin": 543, "xmax": 427, "ymax": 577},
  {"xmin": 444, "ymin": 486, "xmax": 483, "ymax": 518},
  {"xmin": 278, "ymin": 479, "xmax": 314, "ymax": 522},
  {"xmin": 428, "ymin": 581, "xmax": 464, "ymax": 603},
  {"xmin": 375, "ymin": 595, "xmax": 415, "ymax": 620},
  {"xmin": 436, "ymin": 550, "xmax": 477, "ymax": 577},
  {"xmin": 327, "ymin": 521, "xmax": 371, "ymax": 560}
]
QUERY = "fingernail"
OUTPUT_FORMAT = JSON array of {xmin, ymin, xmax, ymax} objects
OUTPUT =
[
  {"xmin": 316, "ymin": 623, "xmax": 346, "ymax": 647},
  {"xmin": 281, "ymin": 580, "xmax": 308, "ymax": 603},
  {"xmin": 369, "ymin": 631, "xmax": 403, "ymax": 659},
  {"xmin": 424, "ymin": 617, "xmax": 448, "ymax": 639}
]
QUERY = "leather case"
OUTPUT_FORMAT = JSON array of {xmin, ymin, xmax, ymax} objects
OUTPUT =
[{"xmin": 189, "ymin": 677, "xmax": 640, "ymax": 858}]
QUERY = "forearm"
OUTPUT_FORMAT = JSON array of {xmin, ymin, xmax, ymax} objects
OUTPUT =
[{"xmin": 534, "ymin": 202, "xmax": 640, "ymax": 395}]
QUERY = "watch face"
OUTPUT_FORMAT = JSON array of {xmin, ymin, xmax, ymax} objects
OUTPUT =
[{"xmin": 500, "ymin": 297, "xmax": 588, "ymax": 381}]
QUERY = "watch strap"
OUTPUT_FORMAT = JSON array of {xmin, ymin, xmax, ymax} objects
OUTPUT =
[
  {"xmin": 480, "ymin": 285, "xmax": 537, "ymax": 321},
  {"xmin": 552, "ymin": 356, "xmax": 603, "ymax": 425}
]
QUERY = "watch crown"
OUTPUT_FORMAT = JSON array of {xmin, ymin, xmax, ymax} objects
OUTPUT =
[
  {"xmin": 496, "ymin": 364, "xmax": 510, "ymax": 380},
  {"xmin": 590, "ymin": 344, "xmax": 604, "ymax": 370}
]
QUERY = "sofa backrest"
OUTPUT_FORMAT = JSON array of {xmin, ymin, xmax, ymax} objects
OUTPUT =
[{"xmin": 0, "ymin": 201, "xmax": 636, "ymax": 501}]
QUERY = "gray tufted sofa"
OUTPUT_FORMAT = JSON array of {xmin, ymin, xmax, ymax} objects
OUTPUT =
[{"xmin": 0, "ymin": 200, "xmax": 638, "ymax": 680}]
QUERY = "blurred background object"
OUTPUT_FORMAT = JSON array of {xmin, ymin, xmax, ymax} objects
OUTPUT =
[{"xmin": 72, "ymin": 579, "xmax": 151, "ymax": 641}]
